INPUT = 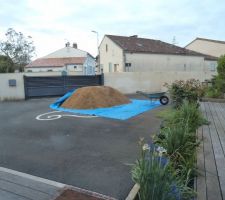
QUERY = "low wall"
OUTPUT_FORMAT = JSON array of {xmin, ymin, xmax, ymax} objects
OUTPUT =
[
  {"xmin": 104, "ymin": 71, "xmax": 215, "ymax": 94},
  {"xmin": 0, "ymin": 71, "xmax": 215, "ymax": 100},
  {"xmin": 0, "ymin": 72, "xmax": 63, "ymax": 100},
  {"xmin": 0, "ymin": 72, "xmax": 102, "ymax": 101},
  {"xmin": 0, "ymin": 73, "xmax": 25, "ymax": 101}
]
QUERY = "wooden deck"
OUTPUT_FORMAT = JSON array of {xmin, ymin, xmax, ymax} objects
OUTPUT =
[
  {"xmin": 197, "ymin": 102, "xmax": 225, "ymax": 200},
  {"xmin": 0, "ymin": 167, "xmax": 64, "ymax": 200}
]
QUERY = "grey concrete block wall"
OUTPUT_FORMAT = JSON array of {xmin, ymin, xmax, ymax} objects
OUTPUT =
[{"xmin": 0, "ymin": 73, "xmax": 25, "ymax": 101}]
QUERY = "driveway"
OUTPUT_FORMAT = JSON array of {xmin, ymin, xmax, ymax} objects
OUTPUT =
[{"xmin": 0, "ymin": 97, "xmax": 163, "ymax": 199}]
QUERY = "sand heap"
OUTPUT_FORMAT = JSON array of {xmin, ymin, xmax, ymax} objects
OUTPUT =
[{"xmin": 61, "ymin": 86, "xmax": 130, "ymax": 109}]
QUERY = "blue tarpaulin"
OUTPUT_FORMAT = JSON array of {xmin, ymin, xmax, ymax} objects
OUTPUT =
[{"xmin": 50, "ymin": 90, "xmax": 161, "ymax": 120}]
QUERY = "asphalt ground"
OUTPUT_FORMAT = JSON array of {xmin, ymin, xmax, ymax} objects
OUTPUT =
[{"xmin": 0, "ymin": 96, "xmax": 164, "ymax": 199}]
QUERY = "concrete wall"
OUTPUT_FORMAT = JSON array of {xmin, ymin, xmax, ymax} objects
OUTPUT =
[
  {"xmin": 99, "ymin": 36, "xmax": 124, "ymax": 73},
  {"xmin": 104, "ymin": 71, "xmax": 215, "ymax": 94},
  {"xmin": 125, "ymin": 53, "xmax": 214, "ymax": 72},
  {"xmin": 0, "ymin": 73, "xmax": 25, "ymax": 101},
  {"xmin": 0, "ymin": 72, "xmax": 98, "ymax": 101},
  {"xmin": 186, "ymin": 39, "xmax": 225, "ymax": 57}
]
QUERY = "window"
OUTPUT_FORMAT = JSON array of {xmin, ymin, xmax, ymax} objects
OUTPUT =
[
  {"xmin": 106, "ymin": 44, "xmax": 108, "ymax": 52},
  {"xmin": 210, "ymin": 63, "xmax": 216, "ymax": 71},
  {"xmin": 47, "ymin": 69, "xmax": 53, "ymax": 72},
  {"xmin": 74, "ymin": 65, "xmax": 77, "ymax": 69},
  {"xmin": 125, "ymin": 63, "xmax": 131, "ymax": 72}
]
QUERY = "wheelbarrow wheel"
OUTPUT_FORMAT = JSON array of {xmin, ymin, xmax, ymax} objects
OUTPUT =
[{"xmin": 160, "ymin": 96, "xmax": 169, "ymax": 105}]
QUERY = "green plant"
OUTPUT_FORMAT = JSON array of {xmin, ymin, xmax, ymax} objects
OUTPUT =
[
  {"xmin": 217, "ymin": 55, "xmax": 225, "ymax": 78},
  {"xmin": 156, "ymin": 101, "xmax": 207, "ymax": 132},
  {"xmin": 132, "ymin": 143, "xmax": 194, "ymax": 200},
  {"xmin": 172, "ymin": 101, "xmax": 207, "ymax": 132},
  {"xmin": 132, "ymin": 146, "xmax": 179, "ymax": 200},
  {"xmin": 153, "ymin": 101, "xmax": 205, "ymax": 190},
  {"xmin": 155, "ymin": 122, "xmax": 199, "ymax": 179},
  {"xmin": 165, "ymin": 79, "xmax": 204, "ymax": 107},
  {"xmin": 205, "ymin": 86, "xmax": 222, "ymax": 98},
  {"xmin": 205, "ymin": 55, "xmax": 225, "ymax": 98}
]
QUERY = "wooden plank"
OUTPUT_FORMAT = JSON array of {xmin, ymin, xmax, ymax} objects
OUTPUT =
[
  {"xmin": 210, "ymin": 103, "xmax": 225, "ymax": 199},
  {"xmin": 208, "ymin": 103, "xmax": 225, "ymax": 178},
  {"xmin": 217, "ymin": 103, "xmax": 225, "ymax": 121},
  {"xmin": 201, "ymin": 102, "xmax": 222, "ymax": 200},
  {"xmin": 0, "ymin": 171, "xmax": 59, "ymax": 196},
  {"xmin": 0, "ymin": 188, "xmax": 29, "ymax": 200},
  {"xmin": 0, "ymin": 179, "xmax": 52, "ymax": 200},
  {"xmin": 213, "ymin": 103, "xmax": 225, "ymax": 151},
  {"xmin": 196, "ymin": 126, "xmax": 207, "ymax": 200}
]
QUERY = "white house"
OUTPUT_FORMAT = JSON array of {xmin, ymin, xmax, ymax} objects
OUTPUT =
[
  {"xmin": 99, "ymin": 35, "xmax": 218, "ymax": 74},
  {"xmin": 25, "ymin": 42, "xmax": 96, "ymax": 75},
  {"xmin": 185, "ymin": 37, "xmax": 225, "ymax": 58}
]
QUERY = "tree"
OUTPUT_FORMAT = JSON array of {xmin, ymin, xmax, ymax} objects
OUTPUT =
[
  {"xmin": 0, "ymin": 55, "xmax": 14, "ymax": 73},
  {"xmin": 217, "ymin": 55, "xmax": 225, "ymax": 78},
  {"xmin": 0, "ymin": 28, "xmax": 35, "ymax": 72}
]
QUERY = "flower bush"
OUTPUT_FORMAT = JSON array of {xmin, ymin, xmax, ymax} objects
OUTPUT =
[
  {"xmin": 132, "ymin": 142, "xmax": 193, "ymax": 200},
  {"xmin": 132, "ymin": 80, "xmax": 206, "ymax": 200},
  {"xmin": 165, "ymin": 79, "xmax": 205, "ymax": 107}
]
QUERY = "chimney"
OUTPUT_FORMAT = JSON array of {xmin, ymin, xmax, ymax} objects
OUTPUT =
[
  {"xmin": 65, "ymin": 42, "xmax": 70, "ymax": 47},
  {"xmin": 72, "ymin": 43, "xmax": 77, "ymax": 49}
]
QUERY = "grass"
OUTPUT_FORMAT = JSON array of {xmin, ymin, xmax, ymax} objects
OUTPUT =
[{"xmin": 154, "ymin": 107, "xmax": 174, "ymax": 119}]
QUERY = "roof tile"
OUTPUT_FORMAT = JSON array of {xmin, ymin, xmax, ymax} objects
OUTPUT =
[
  {"xmin": 26, "ymin": 57, "xmax": 86, "ymax": 68},
  {"xmin": 106, "ymin": 35, "xmax": 217, "ymax": 60}
]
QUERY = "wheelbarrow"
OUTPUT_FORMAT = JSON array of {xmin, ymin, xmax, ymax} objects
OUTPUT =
[{"xmin": 136, "ymin": 91, "xmax": 169, "ymax": 105}]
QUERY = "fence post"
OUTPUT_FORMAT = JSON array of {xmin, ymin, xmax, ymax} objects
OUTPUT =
[
  {"xmin": 23, "ymin": 75, "xmax": 28, "ymax": 100},
  {"xmin": 100, "ymin": 73, "xmax": 104, "ymax": 85}
]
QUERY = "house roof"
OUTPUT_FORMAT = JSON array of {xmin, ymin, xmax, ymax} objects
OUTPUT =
[
  {"xmin": 106, "ymin": 35, "xmax": 217, "ymax": 60},
  {"xmin": 44, "ymin": 47, "xmax": 88, "ymax": 58},
  {"xmin": 187, "ymin": 37, "xmax": 225, "ymax": 46},
  {"xmin": 185, "ymin": 37, "xmax": 225, "ymax": 50},
  {"xmin": 26, "ymin": 57, "xmax": 86, "ymax": 68}
]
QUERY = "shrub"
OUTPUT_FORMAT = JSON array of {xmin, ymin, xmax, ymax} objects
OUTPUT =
[
  {"xmin": 132, "ymin": 144, "xmax": 192, "ymax": 200},
  {"xmin": 172, "ymin": 101, "xmax": 207, "ymax": 132},
  {"xmin": 155, "ymin": 122, "xmax": 199, "ymax": 180},
  {"xmin": 205, "ymin": 55, "xmax": 225, "ymax": 98},
  {"xmin": 205, "ymin": 86, "xmax": 222, "ymax": 98},
  {"xmin": 157, "ymin": 101, "xmax": 207, "ymax": 132},
  {"xmin": 217, "ymin": 54, "xmax": 225, "ymax": 78},
  {"xmin": 165, "ymin": 79, "xmax": 204, "ymax": 107},
  {"xmin": 154, "ymin": 101, "xmax": 205, "ymax": 187}
]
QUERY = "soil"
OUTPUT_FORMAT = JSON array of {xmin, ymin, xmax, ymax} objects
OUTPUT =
[
  {"xmin": 55, "ymin": 189, "xmax": 109, "ymax": 200},
  {"xmin": 61, "ymin": 86, "xmax": 130, "ymax": 109}
]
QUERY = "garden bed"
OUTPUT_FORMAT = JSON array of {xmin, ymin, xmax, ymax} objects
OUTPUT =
[
  {"xmin": 55, "ymin": 189, "xmax": 115, "ymax": 200},
  {"xmin": 201, "ymin": 97, "xmax": 225, "ymax": 103}
]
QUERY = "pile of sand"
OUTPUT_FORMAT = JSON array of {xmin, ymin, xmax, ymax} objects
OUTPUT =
[{"xmin": 61, "ymin": 86, "xmax": 130, "ymax": 109}]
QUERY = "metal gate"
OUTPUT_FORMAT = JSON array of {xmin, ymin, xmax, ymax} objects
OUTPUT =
[{"xmin": 24, "ymin": 75, "xmax": 103, "ymax": 99}]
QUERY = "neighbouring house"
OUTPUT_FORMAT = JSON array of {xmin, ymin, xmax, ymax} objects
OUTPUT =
[
  {"xmin": 185, "ymin": 37, "xmax": 225, "ymax": 58},
  {"xmin": 99, "ymin": 35, "xmax": 218, "ymax": 74},
  {"xmin": 25, "ymin": 42, "xmax": 96, "ymax": 75}
]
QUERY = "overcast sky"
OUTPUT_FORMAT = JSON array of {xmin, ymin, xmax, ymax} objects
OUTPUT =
[{"xmin": 1, "ymin": 0, "xmax": 225, "ymax": 59}]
